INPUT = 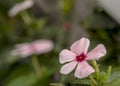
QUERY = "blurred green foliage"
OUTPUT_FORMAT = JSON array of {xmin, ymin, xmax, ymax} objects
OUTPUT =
[{"xmin": 0, "ymin": 0, "xmax": 120, "ymax": 86}]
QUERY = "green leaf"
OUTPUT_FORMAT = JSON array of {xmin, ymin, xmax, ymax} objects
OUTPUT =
[
  {"xmin": 106, "ymin": 66, "xmax": 112, "ymax": 80},
  {"xmin": 108, "ymin": 67, "xmax": 120, "ymax": 82},
  {"xmin": 61, "ymin": 0, "xmax": 73, "ymax": 16},
  {"xmin": 103, "ymin": 67, "xmax": 120, "ymax": 86},
  {"xmin": 104, "ymin": 78, "xmax": 120, "ymax": 86},
  {"xmin": 30, "ymin": 18, "xmax": 47, "ymax": 30},
  {"xmin": 7, "ymin": 72, "xmax": 38, "ymax": 86},
  {"xmin": 98, "ymin": 71, "xmax": 107, "ymax": 84},
  {"xmin": 50, "ymin": 83, "xmax": 64, "ymax": 86},
  {"xmin": 61, "ymin": 74, "xmax": 90, "ymax": 85}
]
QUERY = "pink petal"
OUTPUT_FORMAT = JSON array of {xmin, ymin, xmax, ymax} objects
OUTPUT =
[
  {"xmin": 14, "ymin": 43, "xmax": 33, "ymax": 57},
  {"xmin": 70, "ymin": 37, "xmax": 90, "ymax": 55},
  {"xmin": 74, "ymin": 61, "xmax": 94, "ymax": 78},
  {"xmin": 60, "ymin": 61, "xmax": 77, "ymax": 74},
  {"xmin": 59, "ymin": 49, "xmax": 76, "ymax": 64},
  {"xmin": 86, "ymin": 44, "xmax": 106, "ymax": 60},
  {"xmin": 15, "ymin": 43, "xmax": 29, "ymax": 48},
  {"xmin": 8, "ymin": 0, "xmax": 34, "ymax": 17},
  {"xmin": 31, "ymin": 39, "xmax": 54, "ymax": 54}
]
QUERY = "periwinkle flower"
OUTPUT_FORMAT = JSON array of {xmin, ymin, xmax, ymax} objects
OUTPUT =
[
  {"xmin": 59, "ymin": 37, "xmax": 106, "ymax": 78},
  {"xmin": 11, "ymin": 39, "xmax": 54, "ymax": 58}
]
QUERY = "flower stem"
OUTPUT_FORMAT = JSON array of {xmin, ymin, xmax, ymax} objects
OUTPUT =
[
  {"xmin": 21, "ymin": 11, "xmax": 32, "ymax": 25},
  {"xmin": 91, "ymin": 60, "xmax": 99, "ymax": 80},
  {"xmin": 89, "ymin": 75, "xmax": 97, "ymax": 86},
  {"xmin": 31, "ymin": 55, "xmax": 41, "ymax": 77}
]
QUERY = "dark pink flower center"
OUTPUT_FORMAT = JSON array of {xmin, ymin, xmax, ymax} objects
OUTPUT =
[{"xmin": 75, "ymin": 53, "xmax": 86, "ymax": 62}]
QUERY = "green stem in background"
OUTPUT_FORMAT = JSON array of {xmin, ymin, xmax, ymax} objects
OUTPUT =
[
  {"xmin": 91, "ymin": 60, "xmax": 99, "ymax": 80},
  {"xmin": 32, "ymin": 55, "xmax": 41, "ymax": 77},
  {"xmin": 106, "ymin": 66, "xmax": 112, "ymax": 80},
  {"xmin": 21, "ymin": 11, "xmax": 32, "ymax": 25},
  {"xmin": 89, "ymin": 75, "xmax": 97, "ymax": 86},
  {"xmin": 50, "ymin": 83, "xmax": 64, "ymax": 86}
]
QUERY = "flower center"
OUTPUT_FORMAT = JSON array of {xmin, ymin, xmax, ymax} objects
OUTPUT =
[{"xmin": 75, "ymin": 53, "xmax": 86, "ymax": 62}]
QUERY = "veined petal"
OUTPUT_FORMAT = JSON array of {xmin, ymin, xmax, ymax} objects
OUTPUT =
[
  {"xmin": 60, "ymin": 61, "xmax": 77, "ymax": 74},
  {"xmin": 70, "ymin": 37, "xmax": 90, "ymax": 55},
  {"xmin": 74, "ymin": 61, "xmax": 94, "ymax": 79},
  {"xmin": 86, "ymin": 44, "xmax": 106, "ymax": 60},
  {"xmin": 59, "ymin": 49, "xmax": 76, "ymax": 64}
]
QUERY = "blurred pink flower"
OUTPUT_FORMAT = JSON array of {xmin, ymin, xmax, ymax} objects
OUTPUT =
[
  {"xmin": 8, "ymin": 0, "xmax": 34, "ymax": 17},
  {"xmin": 11, "ymin": 43, "xmax": 32, "ymax": 57},
  {"xmin": 59, "ymin": 37, "xmax": 106, "ymax": 79},
  {"xmin": 11, "ymin": 39, "xmax": 54, "ymax": 58},
  {"xmin": 30, "ymin": 39, "xmax": 54, "ymax": 55}
]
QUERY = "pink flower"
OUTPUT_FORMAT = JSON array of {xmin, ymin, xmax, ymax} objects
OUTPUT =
[
  {"xmin": 59, "ymin": 37, "xmax": 106, "ymax": 78},
  {"xmin": 30, "ymin": 39, "xmax": 54, "ymax": 55},
  {"xmin": 11, "ymin": 39, "xmax": 54, "ymax": 58},
  {"xmin": 8, "ymin": 0, "xmax": 34, "ymax": 17},
  {"xmin": 11, "ymin": 43, "xmax": 33, "ymax": 57}
]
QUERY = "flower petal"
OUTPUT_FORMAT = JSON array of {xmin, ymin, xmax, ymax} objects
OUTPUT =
[
  {"xmin": 60, "ymin": 61, "xmax": 77, "ymax": 74},
  {"xmin": 86, "ymin": 44, "xmax": 106, "ymax": 60},
  {"xmin": 8, "ymin": 0, "xmax": 34, "ymax": 17},
  {"xmin": 74, "ymin": 61, "xmax": 94, "ymax": 78},
  {"xmin": 59, "ymin": 49, "xmax": 76, "ymax": 64},
  {"xmin": 14, "ymin": 43, "xmax": 33, "ymax": 57},
  {"xmin": 70, "ymin": 37, "xmax": 90, "ymax": 55},
  {"xmin": 31, "ymin": 39, "xmax": 54, "ymax": 54}
]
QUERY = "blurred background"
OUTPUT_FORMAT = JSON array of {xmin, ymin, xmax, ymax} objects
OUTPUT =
[{"xmin": 0, "ymin": 0, "xmax": 120, "ymax": 86}]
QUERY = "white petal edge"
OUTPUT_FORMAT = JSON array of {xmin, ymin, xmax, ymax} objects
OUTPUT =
[
  {"xmin": 86, "ymin": 44, "xmax": 107, "ymax": 60},
  {"xmin": 74, "ymin": 61, "xmax": 94, "ymax": 79},
  {"xmin": 70, "ymin": 37, "xmax": 90, "ymax": 55},
  {"xmin": 60, "ymin": 61, "xmax": 77, "ymax": 74},
  {"xmin": 59, "ymin": 49, "xmax": 76, "ymax": 64}
]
